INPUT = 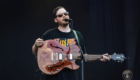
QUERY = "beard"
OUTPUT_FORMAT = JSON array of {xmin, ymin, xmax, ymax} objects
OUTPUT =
[{"xmin": 57, "ymin": 21, "xmax": 69, "ymax": 27}]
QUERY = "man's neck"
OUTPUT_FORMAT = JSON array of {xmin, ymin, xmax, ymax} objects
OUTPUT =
[{"xmin": 58, "ymin": 25, "xmax": 71, "ymax": 32}]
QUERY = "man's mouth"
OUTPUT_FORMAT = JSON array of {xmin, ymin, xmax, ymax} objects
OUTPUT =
[
  {"xmin": 62, "ymin": 19, "xmax": 66, "ymax": 22},
  {"xmin": 63, "ymin": 18, "xmax": 69, "ymax": 21}
]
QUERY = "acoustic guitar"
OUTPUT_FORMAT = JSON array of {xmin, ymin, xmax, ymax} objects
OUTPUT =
[{"xmin": 37, "ymin": 40, "xmax": 126, "ymax": 75}]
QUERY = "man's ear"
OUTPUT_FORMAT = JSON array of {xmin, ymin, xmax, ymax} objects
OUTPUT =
[{"xmin": 54, "ymin": 18, "xmax": 57, "ymax": 23}]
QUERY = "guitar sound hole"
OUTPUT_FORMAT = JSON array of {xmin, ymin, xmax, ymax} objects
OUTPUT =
[{"xmin": 50, "ymin": 44, "xmax": 64, "ymax": 51}]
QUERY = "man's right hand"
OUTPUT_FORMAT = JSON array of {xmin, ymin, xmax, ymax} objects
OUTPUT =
[{"xmin": 35, "ymin": 38, "xmax": 44, "ymax": 47}]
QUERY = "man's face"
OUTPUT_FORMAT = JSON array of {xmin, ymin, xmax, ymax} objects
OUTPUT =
[{"xmin": 54, "ymin": 8, "xmax": 70, "ymax": 26}]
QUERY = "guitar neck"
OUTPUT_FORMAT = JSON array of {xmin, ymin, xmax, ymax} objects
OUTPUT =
[{"xmin": 73, "ymin": 54, "xmax": 111, "ymax": 60}]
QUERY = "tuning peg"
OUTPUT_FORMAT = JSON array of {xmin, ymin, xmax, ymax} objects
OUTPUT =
[
  {"xmin": 125, "ymin": 57, "xmax": 129, "ymax": 59},
  {"xmin": 121, "ymin": 61, "xmax": 123, "ymax": 63},
  {"xmin": 118, "ymin": 61, "xmax": 120, "ymax": 62},
  {"xmin": 124, "ymin": 57, "xmax": 130, "ymax": 59},
  {"xmin": 114, "ymin": 53, "xmax": 116, "ymax": 54}
]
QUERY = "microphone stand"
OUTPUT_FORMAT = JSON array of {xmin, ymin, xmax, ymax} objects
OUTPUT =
[{"xmin": 67, "ymin": 19, "xmax": 87, "ymax": 80}]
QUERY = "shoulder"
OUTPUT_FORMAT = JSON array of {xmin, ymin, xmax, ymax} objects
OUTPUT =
[
  {"xmin": 43, "ymin": 28, "xmax": 58, "ymax": 36},
  {"xmin": 73, "ymin": 30, "xmax": 82, "ymax": 36}
]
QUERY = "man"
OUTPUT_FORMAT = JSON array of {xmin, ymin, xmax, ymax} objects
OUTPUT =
[{"xmin": 32, "ymin": 6, "xmax": 110, "ymax": 80}]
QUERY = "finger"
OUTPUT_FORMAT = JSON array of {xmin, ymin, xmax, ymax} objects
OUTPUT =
[
  {"xmin": 37, "ymin": 39, "xmax": 43, "ymax": 41},
  {"xmin": 100, "ymin": 59, "xmax": 106, "ymax": 62},
  {"xmin": 39, "ymin": 42, "xmax": 44, "ymax": 46},
  {"xmin": 39, "ymin": 43, "xmax": 43, "ymax": 46},
  {"xmin": 36, "ymin": 40, "xmax": 43, "ymax": 42},
  {"xmin": 102, "ymin": 56, "xmax": 108, "ymax": 61},
  {"xmin": 104, "ymin": 53, "xmax": 108, "ymax": 56},
  {"xmin": 35, "ymin": 39, "xmax": 43, "ymax": 43},
  {"xmin": 105, "ymin": 56, "xmax": 110, "ymax": 61},
  {"xmin": 108, "ymin": 57, "xmax": 110, "ymax": 61},
  {"xmin": 37, "ymin": 38, "xmax": 41, "ymax": 40},
  {"xmin": 37, "ymin": 42, "xmax": 43, "ymax": 47},
  {"xmin": 37, "ymin": 38, "xmax": 43, "ymax": 40},
  {"xmin": 85, "ymin": 53, "xmax": 88, "ymax": 55},
  {"xmin": 36, "ymin": 39, "xmax": 43, "ymax": 42}
]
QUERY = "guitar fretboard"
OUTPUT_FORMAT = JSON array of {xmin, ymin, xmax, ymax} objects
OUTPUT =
[{"xmin": 73, "ymin": 54, "xmax": 111, "ymax": 60}]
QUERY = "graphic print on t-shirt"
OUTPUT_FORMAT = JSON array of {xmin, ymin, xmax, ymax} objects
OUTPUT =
[{"xmin": 54, "ymin": 38, "xmax": 76, "ymax": 47}]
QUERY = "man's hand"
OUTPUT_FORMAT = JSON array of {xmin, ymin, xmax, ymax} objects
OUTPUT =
[
  {"xmin": 35, "ymin": 38, "xmax": 44, "ymax": 47},
  {"xmin": 100, "ymin": 53, "xmax": 110, "ymax": 62}
]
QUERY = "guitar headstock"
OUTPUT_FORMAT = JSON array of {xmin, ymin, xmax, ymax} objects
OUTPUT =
[{"xmin": 111, "ymin": 53, "xmax": 129, "ymax": 63}]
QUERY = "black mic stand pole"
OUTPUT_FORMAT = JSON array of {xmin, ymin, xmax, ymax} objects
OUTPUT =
[{"xmin": 68, "ymin": 19, "xmax": 87, "ymax": 80}]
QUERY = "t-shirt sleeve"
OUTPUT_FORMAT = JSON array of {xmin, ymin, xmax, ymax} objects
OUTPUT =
[
  {"xmin": 41, "ymin": 31, "xmax": 51, "ymax": 41},
  {"xmin": 77, "ymin": 31, "xmax": 87, "ymax": 54}
]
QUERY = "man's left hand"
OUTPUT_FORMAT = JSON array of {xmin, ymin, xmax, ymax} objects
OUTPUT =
[{"xmin": 100, "ymin": 53, "xmax": 110, "ymax": 62}]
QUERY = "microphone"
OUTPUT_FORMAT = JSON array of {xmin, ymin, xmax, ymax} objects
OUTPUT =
[{"xmin": 64, "ymin": 18, "xmax": 72, "ymax": 22}]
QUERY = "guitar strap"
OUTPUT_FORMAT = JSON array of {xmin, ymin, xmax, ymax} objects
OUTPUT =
[{"xmin": 73, "ymin": 30, "xmax": 81, "ymax": 49}]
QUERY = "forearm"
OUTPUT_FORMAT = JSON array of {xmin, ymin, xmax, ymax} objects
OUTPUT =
[{"xmin": 32, "ymin": 44, "xmax": 38, "ymax": 55}]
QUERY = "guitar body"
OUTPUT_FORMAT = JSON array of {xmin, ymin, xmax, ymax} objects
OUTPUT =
[{"xmin": 37, "ymin": 40, "xmax": 80, "ymax": 75}]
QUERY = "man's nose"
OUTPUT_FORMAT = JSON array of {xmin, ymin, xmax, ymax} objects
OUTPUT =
[
  {"xmin": 63, "ymin": 15, "xmax": 68, "ymax": 19},
  {"xmin": 63, "ymin": 14, "xmax": 66, "ymax": 18}
]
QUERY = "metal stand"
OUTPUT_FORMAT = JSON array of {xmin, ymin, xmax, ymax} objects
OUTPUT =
[{"xmin": 68, "ymin": 19, "xmax": 87, "ymax": 80}]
